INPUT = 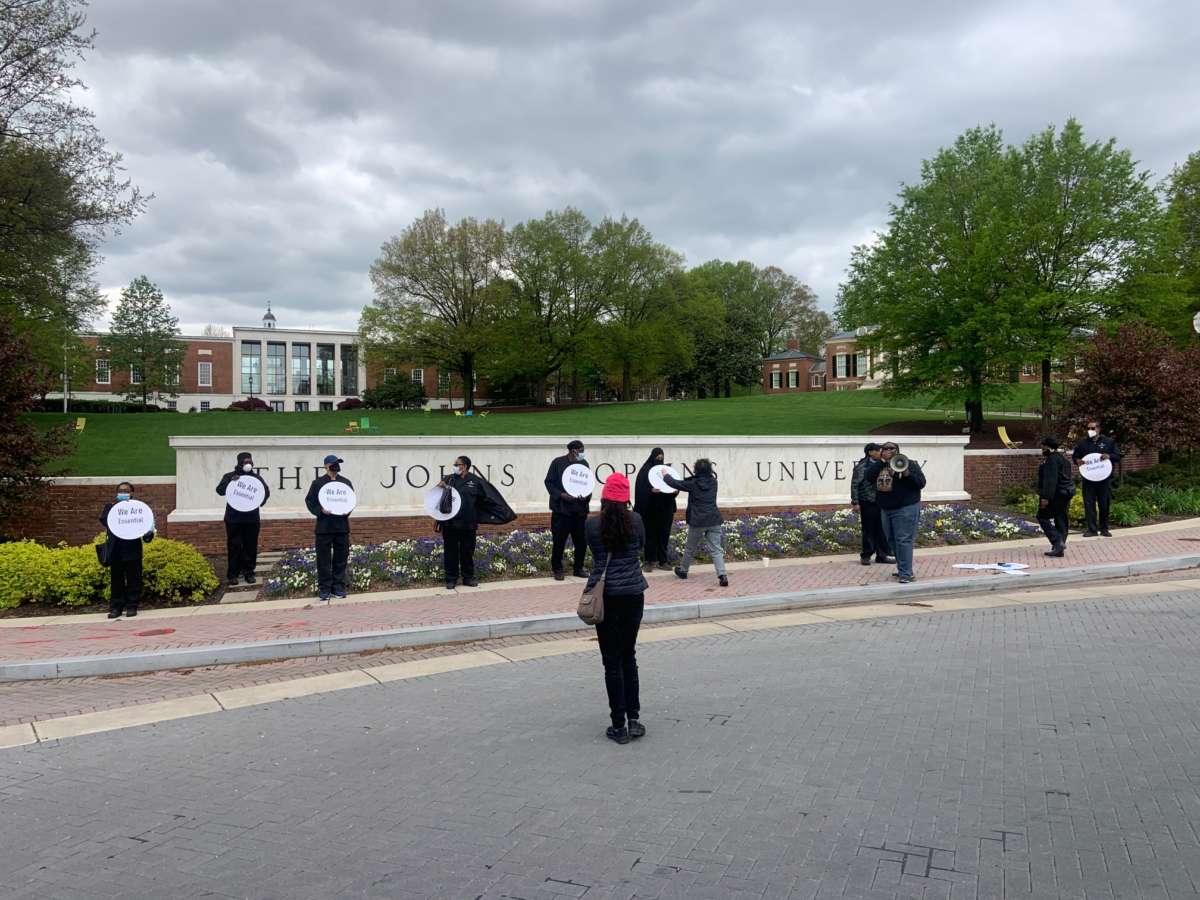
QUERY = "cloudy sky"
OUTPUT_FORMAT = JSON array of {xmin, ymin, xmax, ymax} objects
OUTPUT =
[{"xmin": 78, "ymin": 0, "xmax": 1200, "ymax": 334}]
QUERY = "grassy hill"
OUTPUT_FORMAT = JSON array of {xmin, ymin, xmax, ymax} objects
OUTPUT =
[{"xmin": 32, "ymin": 385, "xmax": 1041, "ymax": 476}]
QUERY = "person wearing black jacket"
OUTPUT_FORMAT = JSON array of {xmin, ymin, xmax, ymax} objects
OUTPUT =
[
  {"xmin": 1071, "ymin": 418, "xmax": 1121, "ymax": 537},
  {"xmin": 216, "ymin": 451, "xmax": 270, "ymax": 585},
  {"xmin": 664, "ymin": 458, "xmax": 728, "ymax": 587},
  {"xmin": 633, "ymin": 447, "xmax": 676, "ymax": 571},
  {"xmin": 304, "ymin": 454, "xmax": 354, "ymax": 602},
  {"xmin": 544, "ymin": 439, "xmax": 591, "ymax": 580},
  {"xmin": 438, "ymin": 455, "xmax": 484, "ymax": 590},
  {"xmin": 99, "ymin": 481, "xmax": 155, "ymax": 618},
  {"xmin": 851, "ymin": 443, "xmax": 893, "ymax": 566},
  {"xmin": 584, "ymin": 473, "xmax": 649, "ymax": 745},
  {"xmin": 1037, "ymin": 436, "xmax": 1074, "ymax": 557},
  {"xmin": 866, "ymin": 442, "xmax": 926, "ymax": 584}
]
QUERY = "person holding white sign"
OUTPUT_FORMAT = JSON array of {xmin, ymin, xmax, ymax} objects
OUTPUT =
[
  {"xmin": 98, "ymin": 481, "xmax": 155, "ymax": 618},
  {"xmin": 437, "ymin": 455, "xmax": 485, "ymax": 590},
  {"xmin": 544, "ymin": 439, "xmax": 592, "ymax": 580},
  {"xmin": 304, "ymin": 454, "xmax": 354, "ymax": 602},
  {"xmin": 633, "ymin": 447, "xmax": 677, "ymax": 571},
  {"xmin": 216, "ymin": 451, "xmax": 271, "ymax": 585},
  {"xmin": 1071, "ymin": 418, "xmax": 1121, "ymax": 537}
]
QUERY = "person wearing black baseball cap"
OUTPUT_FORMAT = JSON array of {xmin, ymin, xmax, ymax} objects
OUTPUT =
[
  {"xmin": 1037, "ymin": 436, "xmax": 1074, "ymax": 557},
  {"xmin": 304, "ymin": 454, "xmax": 354, "ymax": 601}
]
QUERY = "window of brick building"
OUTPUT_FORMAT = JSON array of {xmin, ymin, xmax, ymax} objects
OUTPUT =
[{"xmin": 95, "ymin": 359, "xmax": 110, "ymax": 385}]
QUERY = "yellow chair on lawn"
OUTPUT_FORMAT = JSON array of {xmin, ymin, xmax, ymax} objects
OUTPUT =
[
  {"xmin": 75, "ymin": 417, "xmax": 86, "ymax": 432},
  {"xmin": 479, "ymin": 410, "xmax": 489, "ymax": 418},
  {"xmin": 998, "ymin": 426, "xmax": 1022, "ymax": 450},
  {"xmin": 454, "ymin": 410, "xmax": 464, "ymax": 417},
  {"xmin": 344, "ymin": 420, "xmax": 359, "ymax": 433}
]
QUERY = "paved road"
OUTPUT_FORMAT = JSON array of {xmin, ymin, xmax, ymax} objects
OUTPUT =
[{"xmin": 3, "ymin": 589, "xmax": 1200, "ymax": 899}]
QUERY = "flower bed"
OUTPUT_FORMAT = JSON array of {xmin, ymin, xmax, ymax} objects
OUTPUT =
[{"xmin": 263, "ymin": 505, "xmax": 1038, "ymax": 598}]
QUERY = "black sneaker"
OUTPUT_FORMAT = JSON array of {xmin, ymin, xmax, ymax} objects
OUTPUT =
[
  {"xmin": 674, "ymin": 567, "xmax": 688, "ymax": 579},
  {"xmin": 718, "ymin": 575, "xmax": 729, "ymax": 587},
  {"xmin": 876, "ymin": 556, "xmax": 896, "ymax": 564},
  {"xmin": 860, "ymin": 556, "xmax": 872, "ymax": 566},
  {"xmin": 898, "ymin": 576, "xmax": 916, "ymax": 584},
  {"xmin": 445, "ymin": 582, "xmax": 457, "ymax": 591},
  {"xmin": 606, "ymin": 726, "xmax": 630, "ymax": 745},
  {"xmin": 1100, "ymin": 530, "xmax": 1113, "ymax": 537},
  {"xmin": 244, "ymin": 574, "xmax": 256, "ymax": 584},
  {"xmin": 1082, "ymin": 531, "xmax": 1098, "ymax": 537},
  {"xmin": 573, "ymin": 570, "xmax": 587, "ymax": 579},
  {"xmin": 107, "ymin": 611, "xmax": 121, "ymax": 619},
  {"xmin": 627, "ymin": 720, "xmax": 646, "ymax": 739},
  {"xmin": 125, "ymin": 609, "xmax": 138, "ymax": 617},
  {"xmin": 553, "ymin": 571, "xmax": 565, "ymax": 581},
  {"xmin": 462, "ymin": 578, "xmax": 479, "ymax": 588}
]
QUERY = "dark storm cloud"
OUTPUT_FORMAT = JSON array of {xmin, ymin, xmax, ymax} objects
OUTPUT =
[{"xmin": 79, "ymin": 0, "xmax": 1200, "ymax": 332}]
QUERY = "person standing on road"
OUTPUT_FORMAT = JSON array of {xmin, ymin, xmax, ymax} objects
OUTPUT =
[
  {"xmin": 1071, "ymin": 418, "xmax": 1121, "ymax": 537},
  {"xmin": 304, "ymin": 454, "xmax": 354, "ymax": 603},
  {"xmin": 216, "ymin": 451, "xmax": 270, "ymax": 585},
  {"xmin": 867, "ymin": 442, "xmax": 926, "ymax": 584},
  {"xmin": 1037, "ymin": 436, "xmax": 1074, "ymax": 557},
  {"xmin": 544, "ymin": 439, "xmax": 591, "ymax": 580},
  {"xmin": 851, "ymin": 443, "xmax": 893, "ymax": 567},
  {"xmin": 99, "ymin": 482, "xmax": 155, "ymax": 619},
  {"xmin": 437, "ymin": 455, "xmax": 484, "ymax": 590},
  {"xmin": 633, "ymin": 447, "xmax": 677, "ymax": 572},
  {"xmin": 665, "ymin": 458, "xmax": 728, "ymax": 587},
  {"xmin": 584, "ymin": 473, "xmax": 649, "ymax": 746}
]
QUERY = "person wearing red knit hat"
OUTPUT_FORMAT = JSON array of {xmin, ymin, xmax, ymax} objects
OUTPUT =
[{"xmin": 584, "ymin": 473, "xmax": 649, "ymax": 745}]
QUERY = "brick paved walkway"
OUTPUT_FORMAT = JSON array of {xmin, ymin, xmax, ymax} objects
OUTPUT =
[{"xmin": 2, "ymin": 522, "xmax": 1198, "ymax": 668}]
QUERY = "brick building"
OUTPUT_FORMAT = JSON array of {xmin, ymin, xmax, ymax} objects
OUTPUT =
[
  {"xmin": 54, "ymin": 305, "xmax": 493, "ymax": 411},
  {"xmin": 762, "ymin": 342, "xmax": 821, "ymax": 393}
]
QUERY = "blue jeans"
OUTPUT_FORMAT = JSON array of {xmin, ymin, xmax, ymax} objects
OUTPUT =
[{"xmin": 881, "ymin": 503, "xmax": 921, "ymax": 578}]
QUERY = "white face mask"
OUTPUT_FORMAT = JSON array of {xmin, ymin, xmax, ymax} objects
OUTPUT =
[
  {"xmin": 242, "ymin": 463, "xmax": 253, "ymax": 473},
  {"xmin": 575, "ymin": 450, "xmax": 586, "ymax": 461},
  {"xmin": 1087, "ymin": 429, "xmax": 1098, "ymax": 439}
]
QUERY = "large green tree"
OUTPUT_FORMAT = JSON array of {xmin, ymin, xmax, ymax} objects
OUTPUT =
[
  {"xmin": 591, "ymin": 216, "xmax": 683, "ymax": 400},
  {"xmin": 364, "ymin": 209, "xmax": 507, "ymax": 411},
  {"xmin": 105, "ymin": 276, "xmax": 185, "ymax": 407},
  {"xmin": 1165, "ymin": 150, "xmax": 1200, "ymax": 333},
  {"xmin": 838, "ymin": 126, "xmax": 1027, "ymax": 433},
  {"xmin": 751, "ymin": 265, "xmax": 829, "ymax": 358},
  {"xmin": 1006, "ymin": 120, "xmax": 1166, "ymax": 428},
  {"xmin": 686, "ymin": 261, "xmax": 769, "ymax": 396}
]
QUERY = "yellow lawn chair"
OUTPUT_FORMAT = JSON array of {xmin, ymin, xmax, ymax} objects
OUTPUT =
[
  {"xmin": 75, "ymin": 417, "xmax": 86, "ymax": 431},
  {"xmin": 997, "ymin": 425, "xmax": 1022, "ymax": 449},
  {"xmin": 344, "ymin": 420, "xmax": 359, "ymax": 433},
  {"xmin": 454, "ymin": 410, "xmax": 464, "ymax": 417},
  {"xmin": 479, "ymin": 410, "xmax": 489, "ymax": 418}
]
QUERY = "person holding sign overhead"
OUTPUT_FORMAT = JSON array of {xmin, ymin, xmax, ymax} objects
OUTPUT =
[
  {"xmin": 437, "ymin": 455, "xmax": 484, "ymax": 590},
  {"xmin": 544, "ymin": 439, "xmax": 592, "ymax": 581},
  {"xmin": 1071, "ymin": 418, "xmax": 1121, "ymax": 537},
  {"xmin": 633, "ymin": 447, "xmax": 677, "ymax": 571},
  {"xmin": 305, "ymin": 454, "xmax": 355, "ymax": 602},
  {"xmin": 99, "ymin": 482, "xmax": 155, "ymax": 618},
  {"xmin": 216, "ymin": 451, "xmax": 270, "ymax": 585}
]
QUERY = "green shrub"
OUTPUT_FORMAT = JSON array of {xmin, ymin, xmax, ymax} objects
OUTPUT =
[
  {"xmin": 1108, "ymin": 502, "xmax": 1144, "ymax": 527},
  {"xmin": 1001, "ymin": 482, "xmax": 1036, "ymax": 506},
  {"xmin": 142, "ymin": 538, "xmax": 219, "ymax": 603},
  {"xmin": 46, "ymin": 545, "xmax": 110, "ymax": 607},
  {"xmin": 1134, "ymin": 485, "xmax": 1200, "ymax": 517},
  {"xmin": 0, "ymin": 541, "xmax": 54, "ymax": 609}
]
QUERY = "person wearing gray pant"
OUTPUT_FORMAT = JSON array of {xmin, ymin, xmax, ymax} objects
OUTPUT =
[{"xmin": 664, "ymin": 458, "xmax": 729, "ymax": 587}]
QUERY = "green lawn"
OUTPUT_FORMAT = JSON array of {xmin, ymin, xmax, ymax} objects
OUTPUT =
[{"xmin": 33, "ymin": 385, "xmax": 1042, "ymax": 476}]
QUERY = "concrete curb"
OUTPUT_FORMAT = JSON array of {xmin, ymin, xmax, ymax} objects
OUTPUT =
[{"xmin": 4, "ymin": 554, "xmax": 1198, "ymax": 681}]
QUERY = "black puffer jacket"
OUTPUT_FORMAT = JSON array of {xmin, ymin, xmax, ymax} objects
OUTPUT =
[
  {"xmin": 585, "ymin": 512, "xmax": 649, "ymax": 597},
  {"xmin": 663, "ymin": 472, "xmax": 722, "ymax": 528}
]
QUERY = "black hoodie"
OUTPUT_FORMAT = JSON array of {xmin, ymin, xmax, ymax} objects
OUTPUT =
[
  {"xmin": 663, "ymin": 471, "xmax": 722, "ymax": 528},
  {"xmin": 633, "ymin": 448, "xmax": 678, "ymax": 520}
]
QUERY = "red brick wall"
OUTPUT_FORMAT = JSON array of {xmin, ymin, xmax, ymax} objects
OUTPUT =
[
  {"xmin": 180, "ymin": 340, "xmax": 234, "ymax": 393},
  {"xmin": 963, "ymin": 447, "xmax": 1160, "ymax": 501},
  {"xmin": 2, "ymin": 482, "xmax": 178, "ymax": 547},
  {"xmin": 761, "ymin": 358, "xmax": 816, "ymax": 394}
]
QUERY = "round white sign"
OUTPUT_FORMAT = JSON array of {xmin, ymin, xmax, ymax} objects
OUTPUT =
[
  {"xmin": 106, "ymin": 500, "xmax": 155, "ymax": 541},
  {"xmin": 424, "ymin": 485, "xmax": 462, "ymax": 522},
  {"xmin": 1079, "ymin": 452, "xmax": 1113, "ymax": 482},
  {"xmin": 318, "ymin": 481, "xmax": 357, "ymax": 515},
  {"xmin": 1193, "ymin": 309, "xmax": 1200, "ymax": 334},
  {"xmin": 225, "ymin": 476, "xmax": 266, "ymax": 512},
  {"xmin": 648, "ymin": 464, "xmax": 681, "ymax": 494},
  {"xmin": 561, "ymin": 463, "xmax": 595, "ymax": 499}
]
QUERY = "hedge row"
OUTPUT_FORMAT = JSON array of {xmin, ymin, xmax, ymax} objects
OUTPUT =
[{"xmin": 0, "ymin": 535, "xmax": 218, "ymax": 610}]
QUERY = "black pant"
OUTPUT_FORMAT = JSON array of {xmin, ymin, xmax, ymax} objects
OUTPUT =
[
  {"xmin": 1082, "ymin": 479, "xmax": 1112, "ymax": 532},
  {"xmin": 596, "ymin": 592, "xmax": 644, "ymax": 728},
  {"xmin": 110, "ymin": 559, "xmax": 143, "ymax": 614},
  {"xmin": 551, "ymin": 512, "xmax": 588, "ymax": 575},
  {"xmin": 1037, "ymin": 494, "xmax": 1070, "ymax": 547},
  {"xmin": 859, "ymin": 501, "xmax": 890, "ymax": 560},
  {"xmin": 443, "ymin": 527, "xmax": 477, "ymax": 582},
  {"xmin": 225, "ymin": 521, "xmax": 260, "ymax": 579},
  {"xmin": 315, "ymin": 532, "xmax": 350, "ymax": 596},
  {"xmin": 642, "ymin": 509, "xmax": 673, "ymax": 564}
]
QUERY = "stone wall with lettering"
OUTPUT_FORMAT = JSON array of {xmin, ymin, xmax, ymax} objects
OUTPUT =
[{"xmin": 168, "ymin": 435, "xmax": 971, "ymax": 524}]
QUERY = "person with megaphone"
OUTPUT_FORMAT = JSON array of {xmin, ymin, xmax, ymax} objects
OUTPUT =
[{"xmin": 867, "ymin": 442, "xmax": 926, "ymax": 584}]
